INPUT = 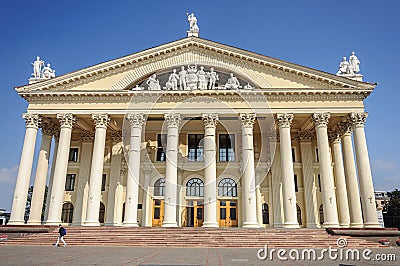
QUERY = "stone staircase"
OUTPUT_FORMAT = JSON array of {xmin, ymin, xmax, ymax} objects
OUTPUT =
[{"xmin": 0, "ymin": 227, "xmax": 382, "ymax": 248}]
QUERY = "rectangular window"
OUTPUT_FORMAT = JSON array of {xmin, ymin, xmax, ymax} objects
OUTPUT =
[
  {"xmin": 65, "ymin": 174, "xmax": 76, "ymax": 191},
  {"xmin": 156, "ymin": 134, "xmax": 167, "ymax": 161},
  {"xmin": 294, "ymin": 174, "xmax": 298, "ymax": 192},
  {"xmin": 188, "ymin": 134, "xmax": 204, "ymax": 161},
  {"xmin": 219, "ymin": 134, "xmax": 235, "ymax": 162},
  {"xmin": 317, "ymin": 174, "xmax": 321, "ymax": 192},
  {"xmin": 315, "ymin": 148, "xmax": 319, "ymax": 162},
  {"xmin": 68, "ymin": 148, "xmax": 79, "ymax": 162},
  {"xmin": 291, "ymin": 148, "xmax": 296, "ymax": 162},
  {"xmin": 101, "ymin": 174, "xmax": 107, "ymax": 191}
]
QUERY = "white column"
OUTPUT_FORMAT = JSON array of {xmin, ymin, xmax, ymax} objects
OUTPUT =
[
  {"xmin": 9, "ymin": 113, "xmax": 40, "ymax": 225},
  {"xmin": 255, "ymin": 169, "xmax": 263, "ymax": 226},
  {"xmin": 276, "ymin": 113, "xmax": 299, "ymax": 228},
  {"xmin": 239, "ymin": 113, "xmax": 259, "ymax": 228},
  {"xmin": 339, "ymin": 121, "xmax": 364, "ymax": 228},
  {"xmin": 141, "ymin": 164, "xmax": 152, "ymax": 226},
  {"xmin": 72, "ymin": 131, "xmax": 94, "ymax": 225},
  {"xmin": 162, "ymin": 113, "xmax": 181, "ymax": 227},
  {"xmin": 202, "ymin": 114, "xmax": 219, "ymax": 227},
  {"xmin": 46, "ymin": 113, "xmax": 75, "ymax": 225},
  {"xmin": 44, "ymin": 129, "xmax": 59, "ymax": 222},
  {"xmin": 330, "ymin": 131, "xmax": 350, "ymax": 227},
  {"xmin": 123, "ymin": 113, "xmax": 145, "ymax": 226},
  {"xmin": 270, "ymin": 133, "xmax": 283, "ymax": 227},
  {"xmin": 349, "ymin": 112, "xmax": 380, "ymax": 228},
  {"xmin": 312, "ymin": 113, "xmax": 339, "ymax": 227},
  {"xmin": 28, "ymin": 121, "xmax": 53, "ymax": 224},
  {"xmin": 298, "ymin": 131, "xmax": 318, "ymax": 228},
  {"xmin": 105, "ymin": 131, "xmax": 123, "ymax": 226},
  {"xmin": 84, "ymin": 114, "xmax": 110, "ymax": 226}
]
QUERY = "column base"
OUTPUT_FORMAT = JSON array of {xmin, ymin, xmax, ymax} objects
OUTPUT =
[
  {"xmin": 45, "ymin": 220, "xmax": 62, "ymax": 226},
  {"xmin": 161, "ymin": 221, "xmax": 178, "ymax": 227},
  {"xmin": 27, "ymin": 220, "xmax": 42, "ymax": 225},
  {"xmin": 282, "ymin": 222, "xmax": 300, "ymax": 229},
  {"xmin": 363, "ymin": 222, "xmax": 382, "ymax": 228},
  {"xmin": 7, "ymin": 220, "xmax": 26, "ymax": 226},
  {"xmin": 242, "ymin": 222, "xmax": 260, "ymax": 228},
  {"xmin": 306, "ymin": 223, "xmax": 319, "ymax": 228},
  {"xmin": 322, "ymin": 222, "xmax": 340, "ymax": 228},
  {"xmin": 202, "ymin": 222, "xmax": 219, "ymax": 228},
  {"xmin": 104, "ymin": 222, "xmax": 122, "ymax": 226},
  {"xmin": 83, "ymin": 221, "xmax": 100, "ymax": 226},
  {"xmin": 339, "ymin": 223, "xmax": 350, "ymax": 228},
  {"xmin": 273, "ymin": 223, "xmax": 283, "ymax": 228},
  {"xmin": 72, "ymin": 222, "xmax": 84, "ymax": 226},
  {"xmin": 122, "ymin": 222, "xmax": 139, "ymax": 227},
  {"xmin": 350, "ymin": 222, "xmax": 364, "ymax": 228}
]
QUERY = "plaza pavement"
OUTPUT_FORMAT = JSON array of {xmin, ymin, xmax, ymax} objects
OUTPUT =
[{"xmin": 0, "ymin": 246, "xmax": 399, "ymax": 266}]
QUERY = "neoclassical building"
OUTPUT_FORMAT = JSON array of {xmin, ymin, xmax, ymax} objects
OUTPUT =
[{"xmin": 9, "ymin": 27, "xmax": 380, "ymax": 229}]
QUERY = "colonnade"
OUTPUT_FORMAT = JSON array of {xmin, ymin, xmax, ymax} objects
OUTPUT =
[{"xmin": 8, "ymin": 111, "xmax": 380, "ymax": 228}]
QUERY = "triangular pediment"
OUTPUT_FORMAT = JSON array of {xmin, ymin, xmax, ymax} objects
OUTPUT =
[{"xmin": 16, "ymin": 37, "xmax": 375, "ymax": 94}]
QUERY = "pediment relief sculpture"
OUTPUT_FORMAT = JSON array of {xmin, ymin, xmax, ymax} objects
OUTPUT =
[{"xmin": 131, "ymin": 66, "xmax": 255, "ymax": 92}]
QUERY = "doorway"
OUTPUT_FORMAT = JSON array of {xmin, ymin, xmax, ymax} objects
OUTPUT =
[
  {"xmin": 152, "ymin": 199, "xmax": 164, "ymax": 226},
  {"xmin": 218, "ymin": 200, "xmax": 238, "ymax": 227},
  {"xmin": 185, "ymin": 200, "xmax": 203, "ymax": 227}
]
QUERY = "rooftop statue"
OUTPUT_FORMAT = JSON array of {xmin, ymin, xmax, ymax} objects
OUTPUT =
[
  {"xmin": 349, "ymin": 51, "xmax": 360, "ymax": 73},
  {"xmin": 187, "ymin": 13, "xmax": 199, "ymax": 32},
  {"xmin": 337, "ymin": 57, "xmax": 354, "ymax": 75},
  {"xmin": 29, "ymin": 56, "xmax": 56, "ymax": 84}
]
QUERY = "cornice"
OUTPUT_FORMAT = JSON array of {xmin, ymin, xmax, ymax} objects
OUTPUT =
[
  {"xmin": 18, "ymin": 88, "xmax": 372, "ymax": 103},
  {"xmin": 15, "ymin": 37, "xmax": 376, "ymax": 93}
]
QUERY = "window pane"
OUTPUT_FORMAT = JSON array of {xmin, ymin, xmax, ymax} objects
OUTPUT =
[
  {"xmin": 154, "ymin": 208, "xmax": 160, "ymax": 219},
  {"xmin": 230, "ymin": 207, "xmax": 237, "ymax": 220},
  {"xmin": 220, "ymin": 208, "xmax": 226, "ymax": 219},
  {"xmin": 157, "ymin": 134, "xmax": 167, "ymax": 161},
  {"xmin": 68, "ymin": 148, "xmax": 79, "ymax": 162},
  {"xmin": 197, "ymin": 208, "xmax": 203, "ymax": 220}
]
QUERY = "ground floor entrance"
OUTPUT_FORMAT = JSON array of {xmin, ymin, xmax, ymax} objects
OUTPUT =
[
  {"xmin": 185, "ymin": 200, "xmax": 203, "ymax": 227},
  {"xmin": 218, "ymin": 200, "xmax": 238, "ymax": 227},
  {"xmin": 152, "ymin": 199, "xmax": 164, "ymax": 227}
]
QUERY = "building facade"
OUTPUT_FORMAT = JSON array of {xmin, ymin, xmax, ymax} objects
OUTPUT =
[{"xmin": 9, "ymin": 35, "xmax": 380, "ymax": 229}]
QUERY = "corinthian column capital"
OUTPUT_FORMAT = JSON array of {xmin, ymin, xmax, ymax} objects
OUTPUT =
[
  {"xmin": 276, "ymin": 113, "xmax": 293, "ymax": 128},
  {"xmin": 57, "ymin": 113, "xmax": 76, "ymax": 129},
  {"xmin": 349, "ymin": 112, "xmax": 368, "ymax": 128},
  {"xmin": 312, "ymin": 112, "xmax": 330, "ymax": 127},
  {"xmin": 337, "ymin": 121, "xmax": 353, "ymax": 136},
  {"xmin": 80, "ymin": 131, "xmax": 95, "ymax": 142},
  {"xmin": 328, "ymin": 130, "xmax": 341, "ymax": 144},
  {"xmin": 22, "ymin": 113, "xmax": 40, "ymax": 128},
  {"xmin": 40, "ymin": 119, "xmax": 55, "ymax": 136},
  {"xmin": 110, "ymin": 130, "xmax": 122, "ymax": 143},
  {"xmin": 202, "ymin": 113, "xmax": 218, "ymax": 128},
  {"xmin": 297, "ymin": 130, "xmax": 314, "ymax": 142},
  {"xmin": 164, "ymin": 113, "xmax": 181, "ymax": 128},
  {"xmin": 127, "ymin": 113, "xmax": 146, "ymax": 128},
  {"xmin": 92, "ymin": 113, "xmax": 110, "ymax": 128},
  {"xmin": 239, "ymin": 113, "xmax": 256, "ymax": 128}
]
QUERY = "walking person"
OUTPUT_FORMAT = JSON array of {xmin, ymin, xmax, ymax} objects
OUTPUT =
[{"xmin": 54, "ymin": 224, "xmax": 67, "ymax": 247}]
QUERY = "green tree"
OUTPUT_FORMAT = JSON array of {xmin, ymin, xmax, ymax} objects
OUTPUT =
[
  {"xmin": 24, "ymin": 185, "xmax": 48, "ymax": 223},
  {"xmin": 383, "ymin": 189, "xmax": 400, "ymax": 229}
]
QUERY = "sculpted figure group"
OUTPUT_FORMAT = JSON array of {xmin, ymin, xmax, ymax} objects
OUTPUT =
[
  {"xmin": 30, "ymin": 56, "xmax": 56, "ymax": 81},
  {"xmin": 337, "ymin": 51, "xmax": 361, "ymax": 76},
  {"xmin": 145, "ymin": 66, "xmax": 252, "ymax": 91}
]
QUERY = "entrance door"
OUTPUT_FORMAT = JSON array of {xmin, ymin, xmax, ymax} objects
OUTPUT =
[
  {"xmin": 152, "ymin": 199, "xmax": 164, "ymax": 226},
  {"xmin": 185, "ymin": 200, "xmax": 203, "ymax": 227},
  {"xmin": 218, "ymin": 200, "xmax": 238, "ymax": 227}
]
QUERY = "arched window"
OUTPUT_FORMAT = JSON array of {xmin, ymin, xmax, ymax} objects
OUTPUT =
[
  {"xmin": 61, "ymin": 202, "xmax": 74, "ymax": 223},
  {"xmin": 297, "ymin": 204, "xmax": 302, "ymax": 225},
  {"xmin": 99, "ymin": 202, "xmax": 105, "ymax": 223},
  {"xmin": 262, "ymin": 203, "xmax": 269, "ymax": 224},
  {"xmin": 319, "ymin": 204, "xmax": 324, "ymax": 225},
  {"xmin": 186, "ymin": 178, "xmax": 204, "ymax": 197},
  {"xmin": 218, "ymin": 178, "xmax": 237, "ymax": 197},
  {"xmin": 154, "ymin": 178, "xmax": 165, "ymax": 196}
]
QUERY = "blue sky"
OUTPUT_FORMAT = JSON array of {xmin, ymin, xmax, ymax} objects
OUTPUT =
[{"xmin": 0, "ymin": 0, "xmax": 399, "ymax": 211}]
